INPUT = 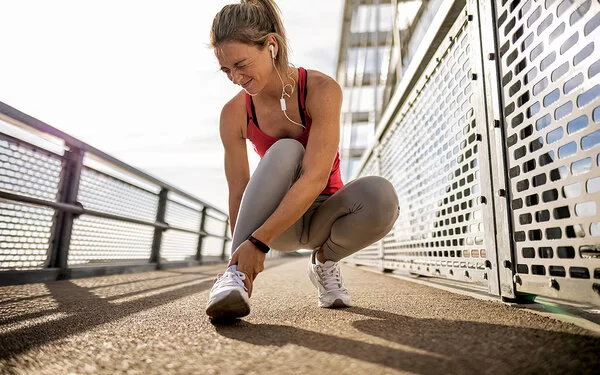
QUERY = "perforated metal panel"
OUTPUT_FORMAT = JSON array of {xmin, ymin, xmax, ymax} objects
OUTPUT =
[
  {"xmin": 496, "ymin": 0, "xmax": 600, "ymax": 303},
  {"xmin": 68, "ymin": 216, "xmax": 154, "ymax": 265},
  {"xmin": 352, "ymin": 7, "xmax": 495, "ymax": 285},
  {"xmin": 160, "ymin": 230, "xmax": 199, "ymax": 262},
  {"xmin": 78, "ymin": 167, "xmax": 158, "ymax": 222},
  {"xmin": 0, "ymin": 135, "xmax": 62, "ymax": 270},
  {"xmin": 165, "ymin": 199, "xmax": 201, "ymax": 232}
]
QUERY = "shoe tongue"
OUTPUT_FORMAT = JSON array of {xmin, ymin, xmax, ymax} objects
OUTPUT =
[
  {"xmin": 321, "ymin": 260, "xmax": 336, "ymax": 268},
  {"xmin": 227, "ymin": 264, "xmax": 238, "ymax": 273}
]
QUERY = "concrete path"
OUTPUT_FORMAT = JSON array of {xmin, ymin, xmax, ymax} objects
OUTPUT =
[{"xmin": 1, "ymin": 257, "xmax": 599, "ymax": 375}]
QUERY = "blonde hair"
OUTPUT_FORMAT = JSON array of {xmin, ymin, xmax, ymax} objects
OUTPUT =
[{"xmin": 210, "ymin": 0, "xmax": 290, "ymax": 72}]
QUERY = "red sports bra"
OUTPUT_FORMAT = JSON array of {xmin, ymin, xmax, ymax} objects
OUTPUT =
[{"xmin": 245, "ymin": 67, "xmax": 343, "ymax": 195}]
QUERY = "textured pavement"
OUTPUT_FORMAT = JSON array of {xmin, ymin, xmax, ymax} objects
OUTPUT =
[{"xmin": 1, "ymin": 257, "xmax": 600, "ymax": 375}]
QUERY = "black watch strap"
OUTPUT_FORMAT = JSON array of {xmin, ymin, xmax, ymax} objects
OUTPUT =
[{"xmin": 248, "ymin": 235, "xmax": 270, "ymax": 254}]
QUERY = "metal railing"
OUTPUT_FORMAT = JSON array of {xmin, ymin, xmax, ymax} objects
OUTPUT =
[
  {"xmin": 349, "ymin": 0, "xmax": 600, "ymax": 306},
  {"xmin": 0, "ymin": 101, "xmax": 231, "ymax": 285}
]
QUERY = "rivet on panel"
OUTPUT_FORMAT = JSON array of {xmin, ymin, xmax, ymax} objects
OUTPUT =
[
  {"xmin": 503, "ymin": 260, "xmax": 512, "ymax": 269},
  {"xmin": 449, "ymin": 269, "xmax": 454, "ymax": 276},
  {"xmin": 467, "ymin": 14, "xmax": 474, "ymax": 21},
  {"xmin": 548, "ymin": 278, "xmax": 560, "ymax": 290},
  {"xmin": 464, "ymin": 271, "xmax": 470, "ymax": 278},
  {"xmin": 513, "ymin": 274, "xmax": 522, "ymax": 285},
  {"xmin": 494, "ymin": 119, "xmax": 501, "ymax": 128},
  {"xmin": 485, "ymin": 260, "xmax": 492, "ymax": 269},
  {"xmin": 498, "ymin": 189, "xmax": 507, "ymax": 197},
  {"xmin": 488, "ymin": 53, "xmax": 495, "ymax": 60},
  {"xmin": 471, "ymin": 73, "xmax": 478, "ymax": 80}
]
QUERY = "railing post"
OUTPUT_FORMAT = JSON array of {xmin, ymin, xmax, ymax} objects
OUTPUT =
[
  {"xmin": 196, "ymin": 206, "xmax": 207, "ymax": 263},
  {"xmin": 221, "ymin": 218, "xmax": 230, "ymax": 261},
  {"xmin": 151, "ymin": 188, "xmax": 168, "ymax": 266},
  {"xmin": 48, "ymin": 146, "xmax": 84, "ymax": 273}
]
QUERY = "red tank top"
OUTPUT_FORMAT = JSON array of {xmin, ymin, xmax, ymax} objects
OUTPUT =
[{"xmin": 245, "ymin": 67, "xmax": 343, "ymax": 195}]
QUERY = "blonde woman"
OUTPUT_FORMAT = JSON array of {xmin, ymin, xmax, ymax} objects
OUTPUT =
[{"xmin": 206, "ymin": 0, "xmax": 399, "ymax": 319}]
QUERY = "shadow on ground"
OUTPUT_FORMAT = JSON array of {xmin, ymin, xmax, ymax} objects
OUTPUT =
[{"xmin": 215, "ymin": 306, "xmax": 600, "ymax": 374}]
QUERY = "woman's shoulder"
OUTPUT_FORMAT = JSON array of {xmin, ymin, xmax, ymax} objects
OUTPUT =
[
  {"xmin": 304, "ymin": 69, "xmax": 342, "ymax": 102},
  {"xmin": 305, "ymin": 69, "xmax": 339, "ymax": 88},
  {"xmin": 220, "ymin": 89, "xmax": 248, "ymax": 138}
]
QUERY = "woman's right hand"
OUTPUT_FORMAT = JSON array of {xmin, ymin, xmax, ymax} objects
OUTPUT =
[{"xmin": 227, "ymin": 240, "xmax": 266, "ymax": 297}]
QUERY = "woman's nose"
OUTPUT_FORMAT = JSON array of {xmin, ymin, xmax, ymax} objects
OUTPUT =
[{"xmin": 231, "ymin": 70, "xmax": 242, "ymax": 85}]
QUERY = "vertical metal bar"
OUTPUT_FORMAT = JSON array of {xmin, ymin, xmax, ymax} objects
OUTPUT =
[
  {"xmin": 150, "ymin": 188, "xmax": 168, "ymax": 265},
  {"xmin": 221, "ymin": 218, "xmax": 230, "ymax": 261},
  {"xmin": 196, "ymin": 206, "xmax": 207, "ymax": 263},
  {"xmin": 48, "ymin": 146, "xmax": 84, "ymax": 272}
]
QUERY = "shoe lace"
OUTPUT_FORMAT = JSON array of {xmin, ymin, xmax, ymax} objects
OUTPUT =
[
  {"xmin": 215, "ymin": 270, "xmax": 247, "ymax": 291},
  {"xmin": 317, "ymin": 263, "xmax": 346, "ymax": 292}
]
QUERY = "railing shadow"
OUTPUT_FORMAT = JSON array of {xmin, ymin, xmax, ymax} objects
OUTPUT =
[{"xmin": 215, "ymin": 306, "xmax": 600, "ymax": 374}]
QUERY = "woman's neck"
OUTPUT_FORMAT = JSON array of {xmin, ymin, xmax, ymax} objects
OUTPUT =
[{"xmin": 258, "ymin": 66, "xmax": 298, "ymax": 102}]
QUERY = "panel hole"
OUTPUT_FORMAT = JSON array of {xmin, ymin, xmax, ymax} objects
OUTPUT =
[
  {"xmin": 549, "ymin": 22, "xmax": 565, "ymax": 43},
  {"xmin": 539, "ymin": 247, "xmax": 554, "ymax": 258},
  {"xmin": 525, "ymin": 66, "xmax": 538, "ymax": 84},
  {"xmin": 521, "ymin": 124, "xmax": 534, "ymax": 139},
  {"xmin": 587, "ymin": 177, "xmax": 600, "ymax": 193},
  {"xmin": 578, "ymin": 85, "xmax": 600, "ymax": 108},
  {"xmin": 575, "ymin": 201, "xmax": 597, "ymax": 217},
  {"xmin": 520, "ymin": 213, "xmax": 533, "ymax": 225},
  {"xmin": 522, "ymin": 32, "xmax": 535, "ymax": 51},
  {"xmin": 569, "ymin": 267, "xmax": 590, "ymax": 279},
  {"xmin": 519, "ymin": 0, "xmax": 532, "ymax": 18},
  {"xmin": 550, "ymin": 165, "xmax": 568, "ymax": 181},
  {"xmin": 557, "ymin": 0, "xmax": 576, "ymax": 17},
  {"xmin": 546, "ymin": 227, "xmax": 562, "ymax": 239},
  {"xmin": 566, "ymin": 224, "xmax": 585, "ymax": 238},
  {"xmin": 564, "ymin": 74, "xmax": 583, "ymax": 95},
  {"xmin": 581, "ymin": 130, "xmax": 600, "ymax": 151},
  {"xmin": 570, "ymin": 0, "xmax": 591, "ymax": 26},
  {"xmin": 580, "ymin": 245, "xmax": 600, "ymax": 258},
  {"xmin": 532, "ymin": 77, "xmax": 548, "ymax": 95},
  {"xmin": 541, "ymin": 52, "xmax": 557, "ymax": 71},
  {"xmin": 590, "ymin": 59, "xmax": 600, "ymax": 78},
  {"xmin": 514, "ymin": 145, "xmax": 527, "ymax": 159},
  {"xmin": 560, "ymin": 32, "xmax": 579, "ymax": 54},
  {"xmin": 517, "ymin": 179, "xmax": 530, "ymax": 192},
  {"xmin": 515, "ymin": 231, "xmax": 526, "ymax": 242},
  {"xmin": 551, "ymin": 61, "xmax": 569, "ymax": 81},
  {"xmin": 515, "ymin": 58, "xmax": 528, "ymax": 74},
  {"xmin": 500, "ymin": 40, "xmax": 511, "ymax": 58},
  {"xmin": 528, "ymin": 6, "xmax": 542, "ymax": 27},
  {"xmin": 574, "ymin": 42, "xmax": 594, "ymax": 66},
  {"xmin": 508, "ymin": 133, "xmax": 519, "ymax": 147},
  {"xmin": 513, "ymin": 25, "xmax": 525, "ymax": 43},
  {"xmin": 510, "ymin": 80, "xmax": 522, "ymax": 96},
  {"xmin": 536, "ymin": 209, "xmax": 551, "ymax": 222},
  {"xmin": 544, "ymin": 85, "xmax": 556, "ymax": 107},
  {"xmin": 533, "ymin": 173, "xmax": 547, "ymax": 187},
  {"xmin": 549, "ymin": 266, "xmax": 566, "ymax": 277},
  {"xmin": 553, "ymin": 206, "xmax": 571, "ymax": 219},
  {"xmin": 527, "ymin": 194, "xmax": 540, "ymax": 207},
  {"xmin": 530, "ymin": 137, "xmax": 544, "ymax": 152},
  {"xmin": 596, "ymin": 269, "xmax": 600, "ymax": 279},
  {"xmin": 511, "ymin": 0, "xmax": 523, "ymax": 12},
  {"xmin": 523, "ymin": 158, "xmax": 536, "ymax": 172},
  {"xmin": 517, "ymin": 264, "xmax": 529, "ymax": 274},
  {"xmin": 547, "ymin": 127, "xmax": 564, "ymax": 144},
  {"xmin": 505, "ymin": 17, "xmax": 517, "ymax": 36},
  {"xmin": 539, "ymin": 150, "xmax": 555, "ymax": 166},
  {"xmin": 557, "ymin": 246, "xmax": 575, "ymax": 258},
  {"xmin": 503, "ymin": 71, "xmax": 514, "ymax": 86},
  {"xmin": 537, "ymin": 14, "xmax": 554, "ymax": 35},
  {"xmin": 584, "ymin": 11, "xmax": 600, "ymax": 36},
  {"xmin": 523, "ymin": 247, "xmax": 535, "ymax": 258},
  {"xmin": 530, "ymin": 42, "xmax": 545, "ymax": 61},
  {"xmin": 527, "ymin": 101, "xmax": 541, "ymax": 118},
  {"xmin": 507, "ymin": 49, "xmax": 520, "ymax": 66},
  {"xmin": 567, "ymin": 115, "xmax": 588, "ymax": 134},
  {"xmin": 518, "ymin": 91, "xmax": 531, "ymax": 107},
  {"xmin": 558, "ymin": 141, "xmax": 577, "ymax": 159},
  {"xmin": 499, "ymin": 9, "xmax": 508, "ymax": 26},
  {"xmin": 591, "ymin": 222, "xmax": 600, "ymax": 236},
  {"xmin": 531, "ymin": 265, "xmax": 546, "ymax": 275},
  {"xmin": 563, "ymin": 182, "xmax": 582, "ymax": 198},
  {"xmin": 513, "ymin": 198, "xmax": 524, "ymax": 209},
  {"xmin": 537, "ymin": 114, "xmax": 552, "ymax": 131},
  {"xmin": 572, "ymin": 157, "xmax": 592, "ymax": 175}
]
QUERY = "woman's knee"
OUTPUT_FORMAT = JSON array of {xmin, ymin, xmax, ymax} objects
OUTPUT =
[
  {"xmin": 265, "ymin": 139, "xmax": 304, "ymax": 162},
  {"xmin": 355, "ymin": 176, "xmax": 399, "ymax": 225}
]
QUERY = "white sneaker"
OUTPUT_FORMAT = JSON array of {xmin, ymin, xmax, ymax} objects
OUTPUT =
[
  {"xmin": 307, "ymin": 250, "xmax": 352, "ymax": 308},
  {"xmin": 206, "ymin": 265, "xmax": 250, "ymax": 319}
]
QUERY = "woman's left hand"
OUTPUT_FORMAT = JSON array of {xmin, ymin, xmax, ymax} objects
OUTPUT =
[{"xmin": 227, "ymin": 240, "xmax": 266, "ymax": 297}]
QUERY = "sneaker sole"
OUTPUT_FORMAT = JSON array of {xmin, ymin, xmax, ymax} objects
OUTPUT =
[
  {"xmin": 320, "ymin": 298, "xmax": 352, "ymax": 309},
  {"xmin": 206, "ymin": 290, "xmax": 250, "ymax": 319}
]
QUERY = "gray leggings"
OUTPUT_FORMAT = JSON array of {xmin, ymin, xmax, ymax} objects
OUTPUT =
[{"xmin": 232, "ymin": 139, "xmax": 400, "ymax": 261}]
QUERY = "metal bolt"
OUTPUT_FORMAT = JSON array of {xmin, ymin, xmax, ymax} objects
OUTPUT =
[
  {"xmin": 464, "ymin": 271, "xmax": 470, "ymax": 278},
  {"xmin": 483, "ymin": 273, "xmax": 488, "ymax": 280},
  {"xmin": 488, "ymin": 53, "xmax": 495, "ymax": 60},
  {"xmin": 467, "ymin": 14, "xmax": 474, "ymax": 21},
  {"xmin": 471, "ymin": 73, "xmax": 478, "ymax": 80},
  {"xmin": 449, "ymin": 36, "xmax": 453, "ymax": 42},
  {"xmin": 494, "ymin": 119, "xmax": 501, "ymax": 128},
  {"xmin": 498, "ymin": 189, "xmax": 507, "ymax": 197},
  {"xmin": 503, "ymin": 260, "xmax": 512, "ymax": 269},
  {"xmin": 485, "ymin": 260, "xmax": 492, "ymax": 269},
  {"xmin": 476, "ymin": 134, "xmax": 482, "ymax": 141},
  {"xmin": 513, "ymin": 274, "xmax": 522, "ymax": 285},
  {"xmin": 548, "ymin": 278, "xmax": 559, "ymax": 290}
]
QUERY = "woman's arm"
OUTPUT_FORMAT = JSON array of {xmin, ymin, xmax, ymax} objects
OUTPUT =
[
  {"xmin": 252, "ymin": 74, "xmax": 342, "ymax": 244},
  {"xmin": 219, "ymin": 97, "xmax": 250, "ymax": 234}
]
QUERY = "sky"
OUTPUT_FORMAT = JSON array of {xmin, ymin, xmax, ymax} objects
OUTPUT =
[{"xmin": 0, "ymin": 0, "xmax": 345, "ymax": 211}]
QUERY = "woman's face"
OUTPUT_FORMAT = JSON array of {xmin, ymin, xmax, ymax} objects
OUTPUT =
[{"xmin": 215, "ymin": 41, "xmax": 272, "ymax": 96}]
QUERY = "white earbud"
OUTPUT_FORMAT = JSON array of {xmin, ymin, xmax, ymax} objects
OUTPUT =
[{"xmin": 269, "ymin": 44, "xmax": 275, "ymax": 59}]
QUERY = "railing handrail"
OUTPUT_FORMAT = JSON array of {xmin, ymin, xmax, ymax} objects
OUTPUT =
[{"xmin": 0, "ymin": 101, "xmax": 225, "ymax": 215}]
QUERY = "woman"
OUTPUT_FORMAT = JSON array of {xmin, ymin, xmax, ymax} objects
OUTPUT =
[{"xmin": 206, "ymin": 0, "xmax": 399, "ymax": 319}]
